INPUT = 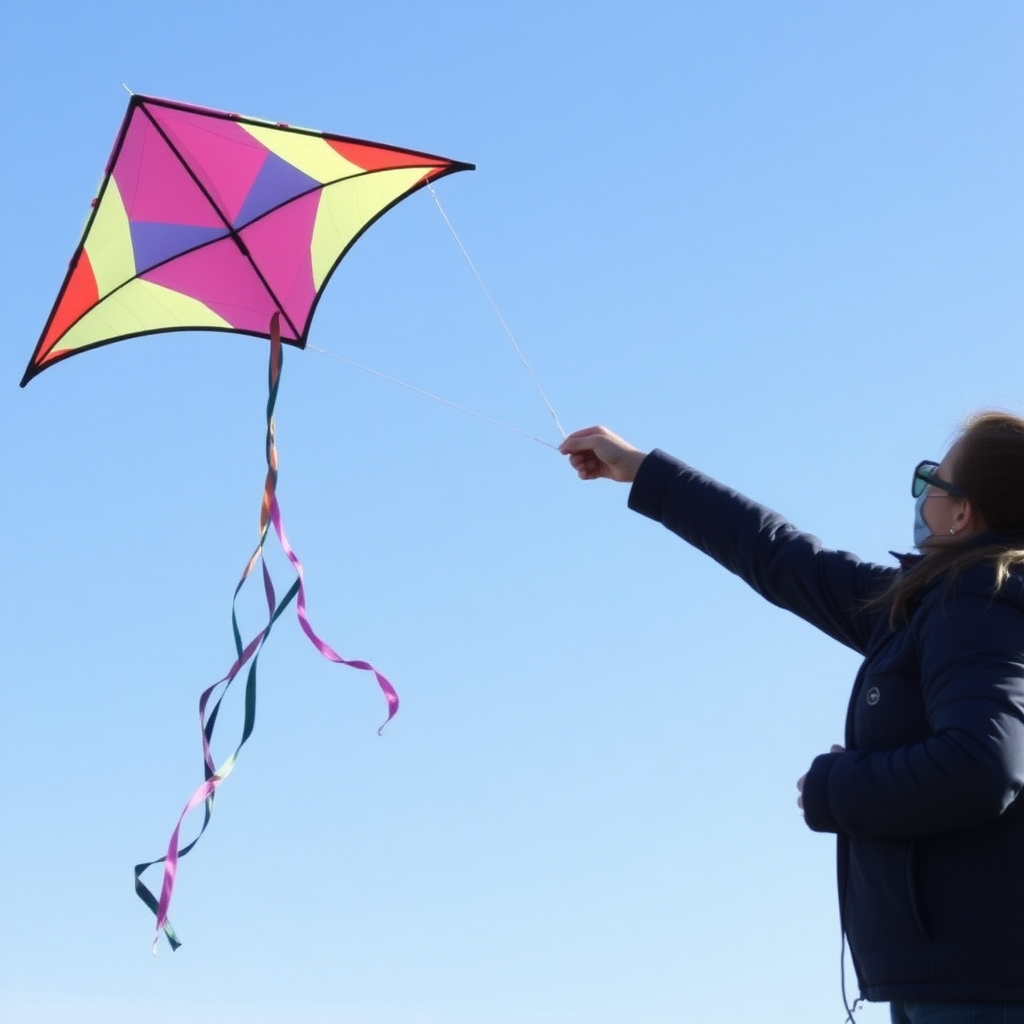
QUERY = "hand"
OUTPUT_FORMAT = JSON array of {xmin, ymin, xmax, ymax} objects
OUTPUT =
[
  {"xmin": 797, "ymin": 745, "xmax": 845, "ymax": 810},
  {"xmin": 559, "ymin": 426, "xmax": 647, "ymax": 483}
]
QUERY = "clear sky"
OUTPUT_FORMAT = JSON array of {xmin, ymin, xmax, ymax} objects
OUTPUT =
[{"xmin": 2, "ymin": 3, "xmax": 1022, "ymax": 1023}]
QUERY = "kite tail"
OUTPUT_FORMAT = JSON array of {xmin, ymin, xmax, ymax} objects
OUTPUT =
[{"xmin": 135, "ymin": 313, "xmax": 398, "ymax": 951}]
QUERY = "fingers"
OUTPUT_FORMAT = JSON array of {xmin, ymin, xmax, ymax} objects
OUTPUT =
[
  {"xmin": 568, "ymin": 453, "xmax": 602, "ymax": 480},
  {"xmin": 559, "ymin": 428, "xmax": 615, "ymax": 481},
  {"xmin": 798, "ymin": 747, "xmax": 845, "ymax": 812},
  {"xmin": 561, "ymin": 425, "xmax": 613, "ymax": 444},
  {"xmin": 559, "ymin": 425, "xmax": 626, "ymax": 453}
]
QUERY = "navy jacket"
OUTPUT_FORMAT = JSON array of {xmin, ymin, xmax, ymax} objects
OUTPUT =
[{"xmin": 628, "ymin": 450, "xmax": 1024, "ymax": 1002}]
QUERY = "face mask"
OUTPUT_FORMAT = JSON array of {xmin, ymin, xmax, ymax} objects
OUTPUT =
[{"xmin": 913, "ymin": 491, "xmax": 931, "ymax": 548}]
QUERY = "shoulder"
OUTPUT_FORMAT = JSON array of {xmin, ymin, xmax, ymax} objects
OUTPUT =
[
  {"xmin": 914, "ymin": 559, "xmax": 1024, "ymax": 658},
  {"xmin": 930, "ymin": 558, "xmax": 1024, "ymax": 607}
]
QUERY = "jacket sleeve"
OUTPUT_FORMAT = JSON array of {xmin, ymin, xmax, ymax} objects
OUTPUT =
[
  {"xmin": 802, "ymin": 579, "xmax": 1024, "ymax": 837},
  {"xmin": 627, "ymin": 449, "xmax": 892, "ymax": 653}
]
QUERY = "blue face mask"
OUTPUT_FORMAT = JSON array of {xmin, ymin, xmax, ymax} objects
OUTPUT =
[{"xmin": 913, "ymin": 492, "xmax": 931, "ymax": 548}]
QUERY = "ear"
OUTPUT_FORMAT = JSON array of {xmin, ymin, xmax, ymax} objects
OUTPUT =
[{"xmin": 955, "ymin": 498, "xmax": 988, "ymax": 537}]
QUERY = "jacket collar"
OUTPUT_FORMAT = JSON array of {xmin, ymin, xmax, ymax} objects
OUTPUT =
[{"xmin": 890, "ymin": 531, "xmax": 1020, "ymax": 570}]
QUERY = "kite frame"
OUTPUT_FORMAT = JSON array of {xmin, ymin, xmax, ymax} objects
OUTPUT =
[{"xmin": 21, "ymin": 94, "xmax": 475, "ymax": 387}]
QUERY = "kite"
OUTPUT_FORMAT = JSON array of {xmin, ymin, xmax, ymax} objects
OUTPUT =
[{"xmin": 22, "ymin": 93, "xmax": 474, "ymax": 949}]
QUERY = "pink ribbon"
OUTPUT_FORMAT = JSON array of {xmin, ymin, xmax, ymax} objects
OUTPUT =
[{"xmin": 139, "ymin": 314, "xmax": 398, "ymax": 949}]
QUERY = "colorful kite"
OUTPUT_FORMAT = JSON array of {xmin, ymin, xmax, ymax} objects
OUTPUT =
[{"xmin": 22, "ymin": 94, "xmax": 474, "ymax": 949}]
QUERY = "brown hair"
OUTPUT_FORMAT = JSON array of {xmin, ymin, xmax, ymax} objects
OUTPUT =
[
  {"xmin": 954, "ymin": 411, "xmax": 1024, "ymax": 533},
  {"xmin": 884, "ymin": 410, "xmax": 1024, "ymax": 626}
]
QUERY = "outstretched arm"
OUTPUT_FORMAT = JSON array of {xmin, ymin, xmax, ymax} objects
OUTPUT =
[{"xmin": 562, "ymin": 432, "xmax": 892, "ymax": 652}]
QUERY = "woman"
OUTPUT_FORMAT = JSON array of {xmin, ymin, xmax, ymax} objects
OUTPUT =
[{"xmin": 560, "ymin": 412, "xmax": 1024, "ymax": 1024}]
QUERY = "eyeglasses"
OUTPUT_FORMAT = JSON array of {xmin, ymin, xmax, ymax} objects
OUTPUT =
[{"xmin": 912, "ymin": 460, "xmax": 966, "ymax": 498}]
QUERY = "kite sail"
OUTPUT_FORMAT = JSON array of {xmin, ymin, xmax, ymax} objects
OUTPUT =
[
  {"xmin": 22, "ymin": 94, "xmax": 474, "ymax": 949},
  {"xmin": 22, "ymin": 93, "xmax": 473, "ymax": 383}
]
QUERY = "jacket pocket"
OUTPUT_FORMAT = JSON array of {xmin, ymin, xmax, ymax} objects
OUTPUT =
[
  {"xmin": 904, "ymin": 840, "xmax": 930, "ymax": 942},
  {"xmin": 845, "ymin": 836, "xmax": 930, "ymax": 956}
]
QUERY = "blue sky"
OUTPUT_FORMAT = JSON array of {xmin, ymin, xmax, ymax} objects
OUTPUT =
[{"xmin": 2, "ymin": 4, "xmax": 1022, "ymax": 1023}]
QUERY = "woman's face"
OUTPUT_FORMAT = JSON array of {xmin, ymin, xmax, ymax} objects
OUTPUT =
[{"xmin": 918, "ymin": 443, "xmax": 967, "ymax": 545}]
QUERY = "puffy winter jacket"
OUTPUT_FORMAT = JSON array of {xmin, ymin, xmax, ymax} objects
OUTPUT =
[{"xmin": 628, "ymin": 450, "xmax": 1024, "ymax": 1001}]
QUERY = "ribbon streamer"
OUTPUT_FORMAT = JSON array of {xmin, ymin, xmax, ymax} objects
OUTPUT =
[{"xmin": 135, "ymin": 313, "xmax": 398, "ymax": 950}]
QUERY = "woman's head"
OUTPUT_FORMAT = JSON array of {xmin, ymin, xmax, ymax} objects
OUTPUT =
[{"xmin": 884, "ymin": 410, "xmax": 1023, "ymax": 623}]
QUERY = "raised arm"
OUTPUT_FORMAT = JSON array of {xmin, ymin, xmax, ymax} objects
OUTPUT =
[{"xmin": 561, "ymin": 429, "xmax": 893, "ymax": 652}]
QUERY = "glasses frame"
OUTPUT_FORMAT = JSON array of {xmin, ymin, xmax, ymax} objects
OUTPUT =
[{"xmin": 912, "ymin": 460, "xmax": 966, "ymax": 499}]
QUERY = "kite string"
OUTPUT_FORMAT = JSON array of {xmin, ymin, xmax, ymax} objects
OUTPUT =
[
  {"xmin": 306, "ymin": 345, "xmax": 559, "ymax": 450},
  {"xmin": 426, "ymin": 183, "xmax": 566, "ymax": 441}
]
